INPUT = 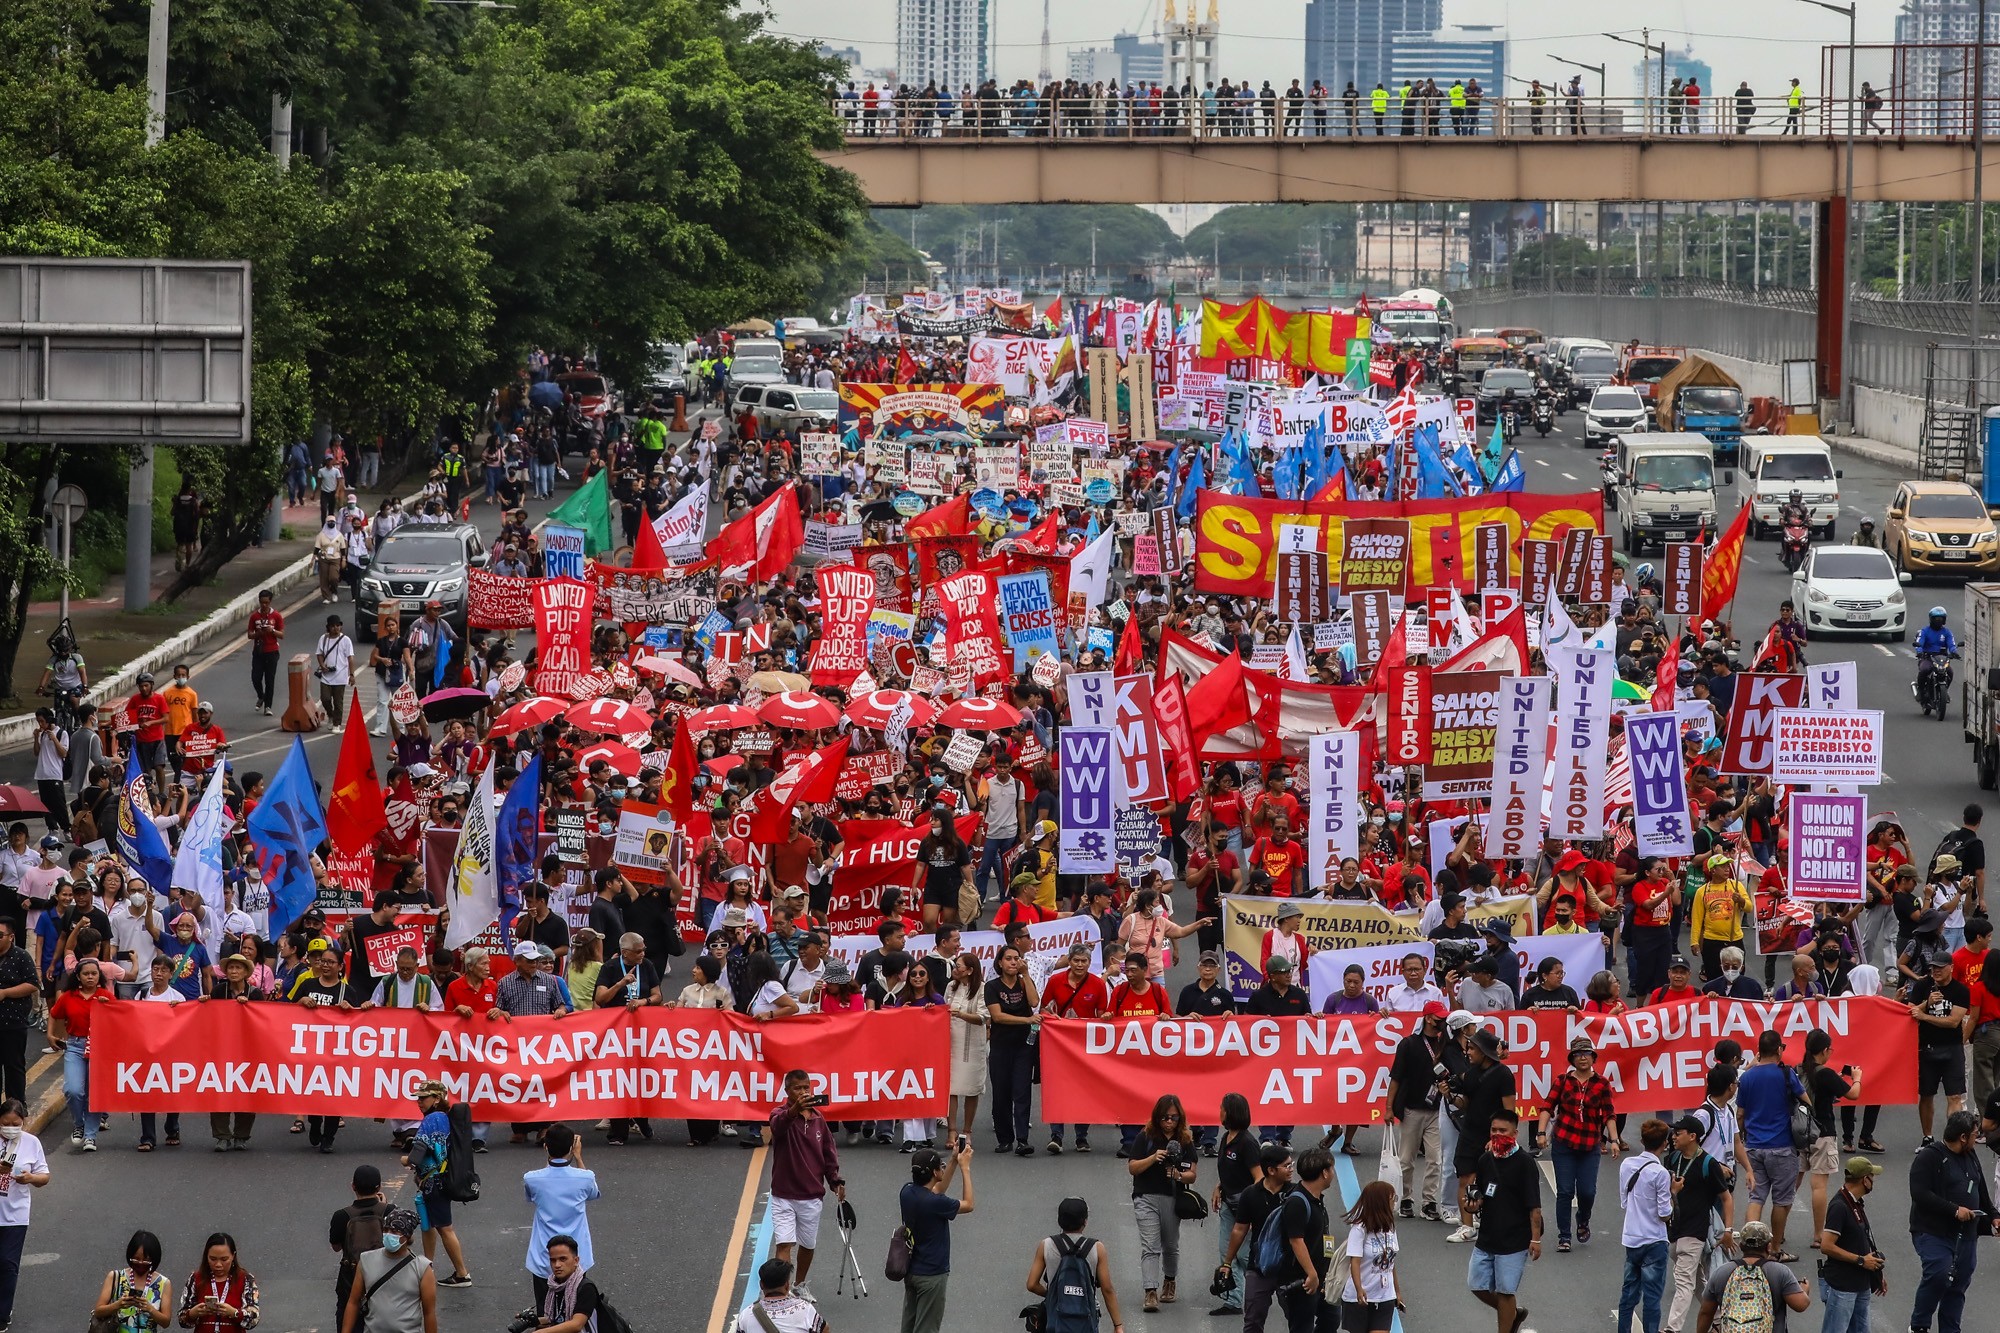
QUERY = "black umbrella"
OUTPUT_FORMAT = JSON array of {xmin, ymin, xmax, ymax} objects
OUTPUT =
[
  {"xmin": 859, "ymin": 500, "xmax": 903, "ymax": 523},
  {"xmin": 420, "ymin": 687, "xmax": 491, "ymax": 722}
]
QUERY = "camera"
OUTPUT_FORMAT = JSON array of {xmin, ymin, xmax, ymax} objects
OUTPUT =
[
  {"xmin": 956, "ymin": 1134, "xmax": 970, "ymax": 1152},
  {"xmin": 1165, "ymin": 1140, "xmax": 1184, "ymax": 1162},
  {"xmin": 1210, "ymin": 1264, "xmax": 1239, "ymax": 1297},
  {"xmin": 806, "ymin": 1093, "xmax": 831, "ymax": 1108},
  {"xmin": 508, "ymin": 1310, "xmax": 543, "ymax": 1333},
  {"xmin": 1433, "ymin": 938, "xmax": 1482, "ymax": 976}
]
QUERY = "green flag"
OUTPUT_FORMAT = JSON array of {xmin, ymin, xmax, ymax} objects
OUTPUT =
[
  {"xmin": 1343, "ymin": 337, "xmax": 1373, "ymax": 394},
  {"xmin": 547, "ymin": 467, "xmax": 614, "ymax": 555}
]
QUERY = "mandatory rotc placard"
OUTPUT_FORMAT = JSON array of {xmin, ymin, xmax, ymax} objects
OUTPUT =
[{"xmin": 1770, "ymin": 709, "xmax": 1884, "ymax": 787}]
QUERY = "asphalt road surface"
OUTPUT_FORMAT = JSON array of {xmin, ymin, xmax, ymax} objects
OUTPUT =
[{"xmin": 4, "ymin": 409, "xmax": 1986, "ymax": 1333}]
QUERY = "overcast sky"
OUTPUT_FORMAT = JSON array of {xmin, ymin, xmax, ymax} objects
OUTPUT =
[{"xmin": 762, "ymin": 0, "xmax": 1900, "ymax": 100}]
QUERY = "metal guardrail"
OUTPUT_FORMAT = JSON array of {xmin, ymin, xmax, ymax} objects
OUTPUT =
[{"xmin": 830, "ymin": 93, "xmax": 1935, "ymax": 143}]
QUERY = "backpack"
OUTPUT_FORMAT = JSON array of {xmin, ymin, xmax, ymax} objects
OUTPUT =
[
  {"xmin": 591, "ymin": 1290, "xmax": 635, "ymax": 1333},
  {"xmin": 341, "ymin": 1201, "xmax": 386, "ymax": 1264},
  {"xmin": 1251, "ymin": 1190, "xmax": 1306, "ymax": 1277},
  {"xmin": 443, "ymin": 1102, "xmax": 480, "ymax": 1203},
  {"xmin": 1713, "ymin": 1260, "xmax": 1776, "ymax": 1333},
  {"xmin": 1041, "ymin": 1234, "xmax": 1101, "ymax": 1333},
  {"xmin": 1927, "ymin": 829, "xmax": 1975, "ymax": 882}
]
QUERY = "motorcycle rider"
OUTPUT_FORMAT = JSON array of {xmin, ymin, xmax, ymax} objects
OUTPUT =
[
  {"xmin": 1850, "ymin": 517, "xmax": 1881, "ymax": 548},
  {"xmin": 1500, "ymin": 385, "xmax": 1522, "ymax": 441},
  {"xmin": 1778, "ymin": 488, "xmax": 1811, "ymax": 533},
  {"xmin": 1915, "ymin": 606, "xmax": 1960, "ymax": 711}
]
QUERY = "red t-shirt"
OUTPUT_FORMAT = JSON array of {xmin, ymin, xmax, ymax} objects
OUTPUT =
[
  {"xmin": 1954, "ymin": 946, "xmax": 2000, "ymax": 1026},
  {"xmin": 51, "ymin": 989, "xmax": 108, "ymax": 1039},
  {"xmin": 248, "ymin": 608, "xmax": 285, "ymax": 655},
  {"xmin": 124, "ymin": 691, "xmax": 167, "ymax": 743},
  {"xmin": 1041, "ymin": 970, "xmax": 1111, "ymax": 1018},
  {"xmin": 178, "ymin": 722, "xmax": 228, "ymax": 774},
  {"xmin": 1631, "ymin": 877, "xmax": 1675, "ymax": 929},
  {"xmin": 1208, "ymin": 790, "xmax": 1244, "ymax": 831},
  {"xmin": 1248, "ymin": 838, "xmax": 1308, "ymax": 896},
  {"xmin": 1107, "ymin": 981, "xmax": 1170, "ymax": 1018},
  {"xmin": 1246, "ymin": 792, "xmax": 1303, "ymax": 838},
  {"xmin": 991, "ymin": 900, "xmax": 1055, "ymax": 928}
]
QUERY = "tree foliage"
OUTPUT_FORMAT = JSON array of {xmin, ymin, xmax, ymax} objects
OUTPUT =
[{"xmin": 1183, "ymin": 203, "xmax": 1357, "ymax": 271}]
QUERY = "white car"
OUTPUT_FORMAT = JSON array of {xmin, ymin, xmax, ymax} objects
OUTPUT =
[
  {"xmin": 1584, "ymin": 387, "xmax": 1647, "ymax": 443},
  {"xmin": 1789, "ymin": 545, "xmax": 1911, "ymax": 639}
]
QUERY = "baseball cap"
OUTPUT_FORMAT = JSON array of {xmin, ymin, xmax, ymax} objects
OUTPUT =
[
  {"xmin": 1672, "ymin": 1115, "xmax": 1706, "ymax": 1137},
  {"xmin": 305, "ymin": 938, "xmax": 331, "ymax": 954},
  {"xmin": 1421, "ymin": 1000, "xmax": 1449, "ymax": 1020},
  {"xmin": 1198, "ymin": 950, "xmax": 1221, "ymax": 966},
  {"xmin": 1555, "ymin": 848, "xmax": 1586, "ymax": 873},
  {"xmin": 512, "ymin": 940, "xmax": 541, "ymax": 960},
  {"xmin": 414, "ymin": 1079, "xmax": 449, "ymax": 1100},
  {"xmin": 1667, "ymin": 954, "xmax": 1692, "ymax": 971},
  {"xmin": 38, "ymin": 835, "xmax": 62, "ymax": 851},
  {"xmin": 1445, "ymin": 1010, "xmax": 1478, "ymax": 1032},
  {"xmin": 1843, "ymin": 1155, "xmax": 1883, "ymax": 1180},
  {"xmin": 1738, "ymin": 1221, "xmax": 1773, "ymax": 1250},
  {"xmin": 1265, "ymin": 954, "xmax": 1294, "ymax": 973}
]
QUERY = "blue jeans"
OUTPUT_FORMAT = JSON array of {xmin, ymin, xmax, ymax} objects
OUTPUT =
[
  {"xmin": 62, "ymin": 1038, "xmax": 92, "ymax": 1141},
  {"xmin": 138, "ymin": 1112, "xmax": 180, "ymax": 1145},
  {"xmin": 532, "ymin": 461, "xmax": 556, "ymax": 497},
  {"xmin": 1215, "ymin": 1198, "xmax": 1244, "ymax": 1310},
  {"xmin": 1551, "ymin": 1143, "xmax": 1601, "ymax": 1241},
  {"xmin": 1911, "ymin": 1229, "xmax": 1977, "ymax": 1333},
  {"xmin": 1045, "ymin": 1123, "xmax": 1091, "ymax": 1148},
  {"xmin": 1817, "ymin": 1278, "xmax": 1870, "ymax": 1333},
  {"xmin": 1619, "ymin": 1240, "xmax": 1668, "ymax": 1333},
  {"xmin": 974, "ymin": 833, "xmax": 1016, "ymax": 901},
  {"xmin": 0, "ymin": 1224, "xmax": 23, "ymax": 1324}
]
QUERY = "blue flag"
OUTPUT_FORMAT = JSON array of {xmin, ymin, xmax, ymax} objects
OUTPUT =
[
  {"xmin": 495, "ymin": 753, "xmax": 542, "ymax": 920},
  {"xmin": 1224, "ymin": 429, "xmax": 1261, "ymax": 498},
  {"xmin": 1177, "ymin": 448, "xmax": 1206, "ymax": 520},
  {"xmin": 1161, "ymin": 445, "xmax": 1182, "ymax": 514},
  {"xmin": 247, "ymin": 735, "xmax": 330, "ymax": 932},
  {"xmin": 1272, "ymin": 443, "xmax": 1302, "ymax": 500},
  {"xmin": 1301, "ymin": 420, "xmax": 1327, "ymax": 499},
  {"xmin": 1450, "ymin": 442, "xmax": 1487, "ymax": 494},
  {"xmin": 1483, "ymin": 418, "xmax": 1507, "ymax": 475},
  {"xmin": 1412, "ymin": 426, "xmax": 1461, "ymax": 499},
  {"xmin": 1491, "ymin": 449, "xmax": 1527, "ymax": 493},
  {"xmin": 116, "ymin": 748, "xmax": 175, "ymax": 894}
]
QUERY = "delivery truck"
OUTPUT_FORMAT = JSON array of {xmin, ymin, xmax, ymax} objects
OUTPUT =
[
  {"xmin": 1962, "ymin": 582, "xmax": 2000, "ymax": 787},
  {"xmin": 1654, "ymin": 354, "xmax": 1749, "ymax": 463}
]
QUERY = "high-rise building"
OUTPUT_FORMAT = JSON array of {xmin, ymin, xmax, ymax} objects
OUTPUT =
[
  {"xmin": 1629, "ymin": 44, "xmax": 1712, "ymax": 99},
  {"xmin": 896, "ymin": 0, "xmax": 989, "ymax": 92},
  {"xmin": 1304, "ymin": 0, "xmax": 1443, "ymax": 97},
  {"xmin": 1387, "ymin": 30, "xmax": 1505, "ymax": 98},
  {"xmin": 1894, "ymin": 0, "xmax": 2000, "ymax": 132},
  {"xmin": 1067, "ymin": 32, "xmax": 1166, "ymax": 87}
]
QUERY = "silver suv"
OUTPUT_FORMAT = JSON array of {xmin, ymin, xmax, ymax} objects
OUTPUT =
[{"xmin": 356, "ymin": 522, "xmax": 487, "ymax": 641}]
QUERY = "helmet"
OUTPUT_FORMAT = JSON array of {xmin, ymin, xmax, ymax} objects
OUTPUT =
[
  {"xmin": 1635, "ymin": 562, "xmax": 1655, "ymax": 585},
  {"xmin": 1930, "ymin": 607, "xmax": 1948, "ymax": 622},
  {"xmin": 1788, "ymin": 489, "xmax": 1803, "ymax": 503},
  {"xmin": 1859, "ymin": 517, "xmax": 1875, "ymax": 529},
  {"xmin": 136, "ymin": 671, "xmax": 155, "ymax": 685}
]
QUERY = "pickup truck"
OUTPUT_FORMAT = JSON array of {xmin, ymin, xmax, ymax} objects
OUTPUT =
[{"xmin": 751, "ymin": 385, "xmax": 843, "ymax": 436}]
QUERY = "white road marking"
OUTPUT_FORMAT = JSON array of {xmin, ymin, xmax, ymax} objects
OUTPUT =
[
  {"xmin": 1560, "ymin": 472, "xmax": 1578, "ymax": 481},
  {"xmin": 1534, "ymin": 457, "xmax": 1550, "ymax": 467},
  {"xmin": 1875, "ymin": 643, "xmax": 1896, "ymax": 657}
]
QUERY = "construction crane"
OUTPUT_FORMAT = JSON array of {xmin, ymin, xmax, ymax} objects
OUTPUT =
[{"xmin": 1038, "ymin": 0, "xmax": 1052, "ymax": 84}]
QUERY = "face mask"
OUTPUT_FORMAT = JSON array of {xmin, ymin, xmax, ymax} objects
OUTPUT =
[
  {"xmin": 1151, "ymin": 905, "xmax": 1165, "ymax": 919},
  {"xmin": 382, "ymin": 1234, "xmax": 406, "ymax": 1254},
  {"xmin": 1388, "ymin": 813, "xmax": 1403, "ymax": 824},
  {"xmin": 1489, "ymin": 1134, "xmax": 1518, "ymax": 1155},
  {"xmin": 0, "ymin": 1127, "xmax": 19, "ymax": 1142},
  {"xmin": 129, "ymin": 893, "xmax": 148, "ymax": 910},
  {"xmin": 1722, "ymin": 968, "xmax": 1741, "ymax": 983}
]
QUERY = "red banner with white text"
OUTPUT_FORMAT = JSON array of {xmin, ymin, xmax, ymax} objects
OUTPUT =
[
  {"xmin": 1038, "ymin": 997, "xmax": 1917, "ymax": 1124},
  {"xmin": 811, "ymin": 565, "xmax": 877, "ymax": 687},
  {"xmin": 90, "ymin": 1001, "xmax": 949, "ymax": 1121},
  {"xmin": 532, "ymin": 579, "xmax": 595, "ymax": 697}
]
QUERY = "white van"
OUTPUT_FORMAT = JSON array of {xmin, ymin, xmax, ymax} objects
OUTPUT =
[
  {"xmin": 1611, "ymin": 433, "xmax": 1719, "ymax": 553},
  {"xmin": 1747, "ymin": 438, "xmax": 1842, "ymax": 538}
]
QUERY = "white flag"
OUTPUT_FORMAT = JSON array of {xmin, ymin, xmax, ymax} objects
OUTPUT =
[
  {"xmin": 1283, "ymin": 625, "xmax": 1310, "ymax": 682},
  {"xmin": 1068, "ymin": 527, "xmax": 1117, "ymax": 615},
  {"xmin": 172, "ymin": 765, "xmax": 231, "ymax": 916},
  {"xmin": 1541, "ymin": 588, "xmax": 1581, "ymax": 658},
  {"xmin": 651, "ymin": 487, "xmax": 709, "ymax": 558},
  {"xmin": 444, "ymin": 759, "xmax": 499, "ymax": 949}
]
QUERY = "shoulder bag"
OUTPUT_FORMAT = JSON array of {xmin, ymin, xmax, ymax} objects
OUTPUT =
[
  {"xmin": 885, "ymin": 1222, "xmax": 915, "ymax": 1282},
  {"xmin": 358, "ymin": 1253, "xmax": 416, "ymax": 1326}
]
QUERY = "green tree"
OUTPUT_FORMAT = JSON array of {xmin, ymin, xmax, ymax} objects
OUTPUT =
[{"xmin": 1184, "ymin": 203, "xmax": 1356, "ymax": 272}]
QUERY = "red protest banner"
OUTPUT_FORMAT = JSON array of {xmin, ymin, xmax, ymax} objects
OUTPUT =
[
  {"xmin": 533, "ymin": 579, "xmax": 595, "ymax": 696},
  {"xmin": 827, "ymin": 814, "xmax": 982, "ymax": 933},
  {"xmin": 833, "ymin": 749, "xmax": 901, "ymax": 802},
  {"xmin": 90, "ymin": 1001, "xmax": 950, "ymax": 1122},
  {"xmin": 936, "ymin": 570, "xmax": 1006, "ymax": 684},
  {"xmin": 1424, "ymin": 668, "xmax": 1501, "ymax": 800},
  {"xmin": 811, "ymin": 565, "xmax": 877, "ymax": 687},
  {"xmin": 362, "ymin": 925, "xmax": 429, "ymax": 978},
  {"xmin": 468, "ymin": 568, "xmax": 536, "ymax": 629},
  {"xmin": 1038, "ymin": 998, "xmax": 1918, "ymax": 1124},
  {"xmin": 1720, "ymin": 672, "xmax": 1808, "ymax": 777}
]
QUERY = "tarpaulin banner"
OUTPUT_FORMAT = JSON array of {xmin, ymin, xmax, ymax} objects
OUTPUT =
[
  {"xmin": 532, "ymin": 579, "xmax": 595, "ymax": 697},
  {"xmin": 967, "ymin": 336, "xmax": 1063, "ymax": 397},
  {"xmin": 811, "ymin": 565, "xmax": 877, "ymax": 687},
  {"xmin": 851, "ymin": 546, "xmax": 914, "ymax": 614},
  {"xmin": 1423, "ymin": 669, "xmax": 1502, "ymax": 800},
  {"xmin": 936, "ymin": 570, "xmax": 1006, "ymax": 684},
  {"xmin": 1771, "ymin": 710, "xmax": 1883, "ymax": 787},
  {"xmin": 1304, "ymin": 935, "xmax": 1604, "ymax": 1012},
  {"xmin": 90, "ymin": 1001, "xmax": 951, "ymax": 1121},
  {"xmin": 1788, "ymin": 792, "xmax": 1868, "ymax": 904},
  {"xmin": 1549, "ymin": 649, "xmax": 1613, "ymax": 840},
  {"xmin": 1487, "ymin": 676, "xmax": 1550, "ymax": 861},
  {"xmin": 1720, "ymin": 673, "xmax": 1808, "ymax": 777},
  {"xmin": 1385, "ymin": 665, "xmax": 1430, "ymax": 766},
  {"xmin": 467, "ymin": 568, "xmax": 536, "ymax": 629},
  {"xmin": 1626, "ymin": 711, "xmax": 1695, "ymax": 855},
  {"xmin": 835, "ymin": 383, "xmax": 1006, "ymax": 431},
  {"xmin": 995, "ymin": 570, "xmax": 1060, "ymax": 669},
  {"xmin": 828, "ymin": 814, "xmax": 982, "ymax": 931},
  {"xmin": 827, "ymin": 916, "xmax": 1100, "ymax": 984},
  {"xmin": 1220, "ymin": 893, "xmax": 1536, "ymax": 1002},
  {"xmin": 1664, "ymin": 541, "xmax": 1703, "ymax": 616},
  {"xmin": 1305, "ymin": 732, "xmax": 1359, "ymax": 893},
  {"xmin": 1069, "ymin": 673, "xmax": 1171, "ymax": 807},
  {"xmin": 1198, "ymin": 297, "xmax": 1369, "ymax": 377},
  {"xmin": 1038, "ymin": 997, "xmax": 1921, "ymax": 1123},
  {"xmin": 1059, "ymin": 726, "xmax": 1117, "ymax": 873},
  {"xmin": 1194, "ymin": 491, "xmax": 1602, "ymax": 598}
]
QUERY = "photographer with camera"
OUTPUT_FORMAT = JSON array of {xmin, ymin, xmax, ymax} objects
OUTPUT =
[
  {"xmin": 1128, "ymin": 1094, "xmax": 1199, "ymax": 1313},
  {"xmin": 770, "ymin": 1069, "xmax": 845, "ymax": 1304},
  {"xmin": 1023, "ymin": 1196, "xmax": 1124, "ymax": 1333},
  {"xmin": 1816, "ymin": 1155, "xmax": 1883, "ymax": 1333},
  {"xmin": 899, "ymin": 1141, "xmax": 974, "ymax": 1333}
]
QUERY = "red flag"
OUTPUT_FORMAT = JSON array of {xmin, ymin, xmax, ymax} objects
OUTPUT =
[
  {"xmin": 1011, "ymin": 510, "xmax": 1062, "ymax": 554},
  {"xmin": 661, "ymin": 718, "xmax": 698, "ymax": 824},
  {"xmin": 1439, "ymin": 606, "xmax": 1530, "ymax": 675},
  {"xmin": 904, "ymin": 493, "xmax": 974, "ymax": 541},
  {"xmin": 1700, "ymin": 502, "xmax": 1752, "ymax": 626},
  {"xmin": 326, "ymin": 701, "xmax": 388, "ymax": 857},
  {"xmin": 631, "ymin": 505, "xmax": 672, "ymax": 573},
  {"xmin": 1650, "ymin": 650, "xmax": 1678, "ymax": 713},
  {"xmin": 1113, "ymin": 609, "xmax": 1144, "ymax": 675},
  {"xmin": 895, "ymin": 346, "xmax": 921, "ymax": 383},
  {"xmin": 1153, "ymin": 674, "xmax": 1201, "ymax": 802},
  {"xmin": 1185, "ymin": 652, "xmax": 1254, "ymax": 754},
  {"xmin": 1043, "ymin": 295, "xmax": 1062, "ymax": 327},
  {"xmin": 708, "ymin": 483, "xmax": 805, "ymax": 583},
  {"xmin": 1369, "ymin": 609, "xmax": 1410, "ymax": 690},
  {"xmin": 750, "ymin": 737, "xmax": 852, "ymax": 842}
]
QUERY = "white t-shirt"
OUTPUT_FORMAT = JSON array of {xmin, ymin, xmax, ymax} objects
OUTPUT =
[
  {"xmin": 0, "ymin": 1131, "xmax": 50, "ymax": 1225},
  {"xmin": 750, "ymin": 980, "xmax": 789, "ymax": 1017},
  {"xmin": 139, "ymin": 986, "xmax": 183, "ymax": 1005},
  {"xmin": 1338, "ymin": 1223, "xmax": 1399, "ymax": 1304},
  {"xmin": 781, "ymin": 959, "xmax": 825, "ymax": 1004},
  {"xmin": 317, "ymin": 634, "xmax": 354, "ymax": 687},
  {"xmin": 110, "ymin": 907, "xmax": 162, "ymax": 975}
]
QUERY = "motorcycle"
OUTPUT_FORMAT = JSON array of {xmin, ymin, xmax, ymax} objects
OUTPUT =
[
  {"xmin": 1531, "ymin": 397, "xmax": 1553, "ymax": 437},
  {"xmin": 1914, "ymin": 649, "xmax": 1958, "ymax": 720},
  {"xmin": 1779, "ymin": 520, "xmax": 1811, "ymax": 574},
  {"xmin": 1499, "ymin": 401, "xmax": 1520, "ymax": 445}
]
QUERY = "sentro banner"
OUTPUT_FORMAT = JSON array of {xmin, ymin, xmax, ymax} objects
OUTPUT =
[
  {"xmin": 90, "ymin": 1001, "xmax": 949, "ymax": 1121},
  {"xmin": 1039, "ymin": 997, "xmax": 1919, "ymax": 1124},
  {"xmin": 1193, "ymin": 491, "xmax": 1601, "ymax": 598},
  {"xmin": 1221, "ymin": 893, "xmax": 1536, "ymax": 1001}
]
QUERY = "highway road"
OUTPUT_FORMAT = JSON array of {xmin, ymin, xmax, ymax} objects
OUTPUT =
[{"xmin": 0, "ymin": 410, "xmax": 1982, "ymax": 1333}]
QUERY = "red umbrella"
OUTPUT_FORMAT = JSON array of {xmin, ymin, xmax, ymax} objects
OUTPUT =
[
  {"xmin": 758, "ymin": 690, "xmax": 841, "ymax": 730},
  {"xmin": 491, "ymin": 696, "xmax": 568, "ymax": 734},
  {"xmin": 844, "ymin": 689, "xmax": 936, "ymax": 729},
  {"xmin": 565, "ymin": 697, "xmax": 654, "ymax": 735},
  {"xmin": 936, "ymin": 697, "xmax": 1022, "ymax": 731},
  {"xmin": 633, "ymin": 654, "xmax": 704, "ymax": 689},
  {"xmin": 690, "ymin": 703, "xmax": 760, "ymax": 732},
  {"xmin": 704, "ymin": 754, "xmax": 745, "ymax": 776},
  {"xmin": 575, "ymin": 741, "xmax": 642, "ymax": 777},
  {"xmin": 0, "ymin": 784, "xmax": 48, "ymax": 815}
]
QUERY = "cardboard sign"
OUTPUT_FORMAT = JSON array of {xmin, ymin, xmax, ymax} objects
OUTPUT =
[
  {"xmin": 1718, "ymin": 673, "xmax": 1808, "ymax": 777},
  {"xmin": 542, "ymin": 524, "xmax": 587, "ymax": 582},
  {"xmin": 1273, "ymin": 551, "xmax": 1330, "ymax": 625},
  {"xmin": 363, "ymin": 925, "xmax": 429, "ymax": 979},
  {"xmin": 1473, "ymin": 522, "xmax": 1510, "ymax": 593},
  {"xmin": 1579, "ymin": 535, "xmax": 1614, "ymax": 606},
  {"xmin": 1423, "ymin": 669, "xmax": 1502, "ymax": 800},
  {"xmin": 833, "ymin": 749, "xmax": 901, "ymax": 801},
  {"xmin": 1338, "ymin": 517, "xmax": 1411, "ymax": 596},
  {"xmin": 1788, "ymin": 792, "xmax": 1868, "ymax": 904},
  {"xmin": 553, "ymin": 809, "xmax": 587, "ymax": 863},
  {"xmin": 1132, "ymin": 534, "xmax": 1162, "ymax": 576},
  {"xmin": 734, "ymin": 726, "xmax": 777, "ymax": 756},
  {"xmin": 1521, "ymin": 539, "xmax": 1558, "ymax": 608},
  {"xmin": 1555, "ymin": 529, "xmax": 1591, "ymax": 601},
  {"xmin": 1663, "ymin": 541, "xmax": 1704, "ymax": 617},
  {"xmin": 800, "ymin": 432, "xmax": 842, "ymax": 476},
  {"xmin": 942, "ymin": 731, "xmax": 983, "ymax": 773},
  {"xmin": 1351, "ymin": 590, "xmax": 1392, "ymax": 670}
]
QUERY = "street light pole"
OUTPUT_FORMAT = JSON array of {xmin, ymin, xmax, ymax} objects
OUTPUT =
[
  {"xmin": 1796, "ymin": 0, "xmax": 1859, "ymax": 424},
  {"xmin": 1551, "ymin": 56, "xmax": 1608, "ymax": 133}
]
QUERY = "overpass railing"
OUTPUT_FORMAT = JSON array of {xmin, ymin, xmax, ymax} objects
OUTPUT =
[{"xmin": 831, "ymin": 93, "xmax": 1932, "ymax": 142}]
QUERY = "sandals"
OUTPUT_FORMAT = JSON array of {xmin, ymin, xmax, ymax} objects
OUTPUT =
[
  {"xmin": 136, "ymin": 1143, "xmax": 154, "ymax": 1152},
  {"xmin": 290, "ymin": 1119, "xmax": 306, "ymax": 1134}
]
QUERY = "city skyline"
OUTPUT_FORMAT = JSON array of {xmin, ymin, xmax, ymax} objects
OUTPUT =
[{"xmin": 773, "ymin": 0, "xmax": 1901, "ymax": 99}]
